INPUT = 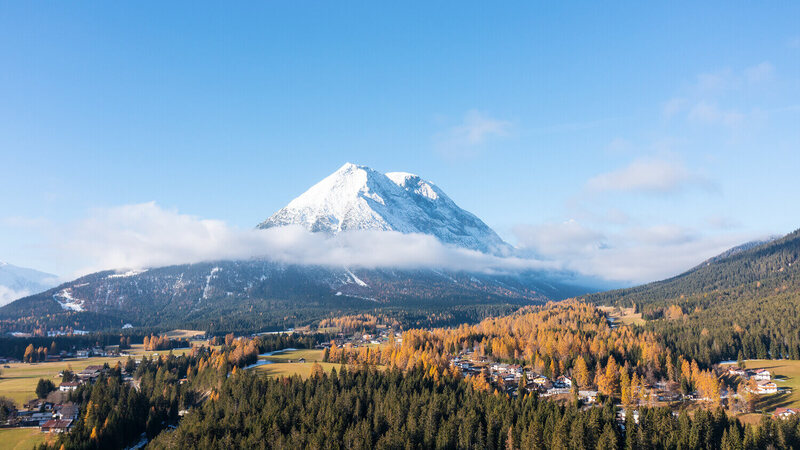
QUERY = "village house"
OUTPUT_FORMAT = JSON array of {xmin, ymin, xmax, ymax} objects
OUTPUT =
[
  {"xmin": 617, "ymin": 409, "xmax": 640, "ymax": 424},
  {"xmin": 554, "ymin": 376, "xmax": 573, "ymax": 389},
  {"xmin": 751, "ymin": 369, "xmax": 771, "ymax": 381},
  {"xmin": 29, "ymin": 412, "xmax": 54, "ymax": 426},
  {"xmin": 59, "ymin": 381, "xmax": 81, "ymax": 392},
  {"xmin": 77, "ymin": 365, "xmax": 105, "ymax": 382},
  {"xmin": 726, "ymin": 366, "xmax": 748, "ymax": 377},
  {"xmin": 531, "ymin": 375, "xmax": 550, "ymax": 387},
  {"xmin": 23, "ymin": 399, "xmax": 53, "ymax": 412},
  {"xmin": 753, "ymin": 380, "xmax": 778, "ymax": 394},
  {"xmin": 40, "ymin": 418, "xmax": 73, "ymax": 433},
  {"xmin": 55, "ymin": 403, "xmax": 79, "ymax": 421},
  {"xmin": 578, "ymin": 390, "xmax": 598, "ymax": 403},
  {"xmin": 773, "ymin": 407, "xmax": 798, "ymax": 419}
]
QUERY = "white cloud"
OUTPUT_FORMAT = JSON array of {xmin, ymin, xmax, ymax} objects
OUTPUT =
[
  {"xmin": 666, "ymin": 62, "xmax": 776, "ymax": 128},
  {"xmin": 744, "ymin": 62, "xmax": 774, "ymax": 83},
  {"xmin": 687, "ymin": 101, "xmax": 745, "ymax": 127},
  {"xmin": 513, "ymin": 220, "xmax": 605, "ymax": 258},
  {"xmin": 705, "ymin": 214, "xmax": 741, "ymax": 230},
  {"xmin": 513, "ymin": 219, "xmax": 752, "ymax": 284},
  {"xmin": 0, "ymin": 286, "xmax": 31, "ymax": 307},
  {"xmin": 662, "ymin": 98, "xmax": 687, "ymax": 118},
  {"xmin": 627, "ymin": 225, "xmax": 695, "ymax": 245},
  {"xmin": 586, "ymin": 158, "xmax": 709, "ymax": 194},
  {"xmin": 58, "ymin": 202, "xmax": 556, "ymax": 277},
  {"xmin": 435, "ymin": 110, "xmax": 511, "ymax": 159},
  {"xmin": 604, "ymin": 137, "xmax": 632, "ymax": 154},
  {"xmin": 696, "ymin": 70, "xmax": 735, "ymax": 93}
]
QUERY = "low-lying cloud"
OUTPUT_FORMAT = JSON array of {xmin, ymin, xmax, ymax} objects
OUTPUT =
[
  {"xmin": 0, "ymin": 286, "xmax": 32, "ymax": 307},
  {"xmin": 61, "ymin": 202, "xmax": 557, "ymax": 277},
  {"xmin": 15, "ymin": 202, "xmax": 762, "ymax": 287},
  {"xmin": 513, "ymin": 220, "xmax": 755, "ymax": 284}
]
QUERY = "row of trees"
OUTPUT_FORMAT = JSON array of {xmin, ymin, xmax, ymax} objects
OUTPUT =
[
  {"xmin": 147, "ymin": 365, "xmax": 799, "ymax": 449},
  {"xmin": 23, "ymin": 343, "xmax": 49, "ymax": 363}
]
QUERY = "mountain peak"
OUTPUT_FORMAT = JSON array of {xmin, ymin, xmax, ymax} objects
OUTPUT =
[
  {"xmin": 258, "ymin": 163, "xmax": 511, "ymax": 255},
  {"xmin": 337, "ymin": 162, "xmax": 364, "ymax": 172}
]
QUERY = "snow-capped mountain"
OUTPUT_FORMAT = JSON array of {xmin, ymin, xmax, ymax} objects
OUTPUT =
[
  {"xmin": 0, "ymin": 261, "xmax": 59, "ymax": 306},
  {"xmin": 0, "ymin": 164, "xmax": 605, "ymax": 333},
  {"xmin": 258, "ymin": 163, "xmax": 512, "ymax": 255}
]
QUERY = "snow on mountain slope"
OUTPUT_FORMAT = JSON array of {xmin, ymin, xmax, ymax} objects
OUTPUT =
[
  {"xmin": 258, "ymin": 163, "xmax": 512, "ymax": 255},
  {"xmin": 0, "ymin": 261, "xmax": 59, "ymax": 306}
]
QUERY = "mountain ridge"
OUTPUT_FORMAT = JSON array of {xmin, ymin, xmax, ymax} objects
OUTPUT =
[
  {"xmin": 584, "ymin": 228, "xmax": 800, "ymax": 307},
  {"xmin": 0, "ymin": 261, "xmax": 58, "ymax": 306}
]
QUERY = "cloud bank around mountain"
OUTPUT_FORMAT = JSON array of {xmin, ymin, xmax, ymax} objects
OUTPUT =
[
  {"xmin": 60, "ymin": 202, "xmax": 557, "ymax": 277},
  {"xmin": 513, "ymin": 220, "xmax": 756, "ymax": 283},
  {"xmin": 0, "ymin": 286, "xmax": 32, "ymax": 307},
  {"xmin": 20, "ymin": 201, "xmax": 760, "ymax": 286}
]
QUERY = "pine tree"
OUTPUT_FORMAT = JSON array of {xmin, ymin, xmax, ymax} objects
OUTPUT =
[
  {"xmin": 597, "ymin": 422, "xmax": 618, "ymax": 450},
  {"xmin": 574, "ymin": 357, "xmax": 590, "ymax": 389}
]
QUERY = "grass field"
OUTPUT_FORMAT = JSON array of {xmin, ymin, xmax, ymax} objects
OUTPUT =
[
  {"xmin": 250, "ymin": 349, "xmax": 343, "ymax": 378},
  {"xmin": 0, "ymin": 357, "xmax": 129, "ymax": 405},
  {"xmin": 0, "ymin": 427, "xmax": 53, "ymax": 449},
  {"xmin": 0, "ymin": 341, "xmax": 210, "ymax": 407},
  {"xmin": 163, "ymin": 329, "xmax": 206, "ymax": 339},
  {"xmin": 722, "ymin": 360, "xmax": 800, "ymax": 413},
  {"xmin": 254, "ymin": 361, "xmax": 343, "ymax": 378},
  {"xmin": 598, "ymin": 306, "xmax": 645, "ymax": 326},
  {"xmin": 263, "ymin": 349, "xmax": 325, "ymax": 363},
  {"xmin": 315, "ymin": 326, "xmax": 341, "ymax": 334}
]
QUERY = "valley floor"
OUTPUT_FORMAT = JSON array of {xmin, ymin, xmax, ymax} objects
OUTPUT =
[
  {"xmin": 0, "ymin": 342, "xmax": 204, "ymax": 405},
  {"xmin": 0, "ymin": 427, "xmax": 53, "ymax": 449}
]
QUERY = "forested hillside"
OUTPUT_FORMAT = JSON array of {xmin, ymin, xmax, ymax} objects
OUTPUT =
[
  {"xmin": 586, "ymin": 229, "xmax": 799, "ymax": 307},
  {"xmin": 583, "ymin": 229, "xmax": 800, "ymax": 365},
  {"xmin": 148, "ymin": 367, "xmax": 769, "ymax": 450}
]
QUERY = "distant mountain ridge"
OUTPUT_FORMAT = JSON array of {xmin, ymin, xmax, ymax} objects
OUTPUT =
[
  {"xmin": 258, "ymin": 163, "xmax": 512, "ymax": 255},
  {"xmin": 0, "ymin": 261, "xmax": 58, "ymax": 306},
  {"xmin": 585, "ymin": 229, "xmax": 800, "ymax": 306},
  {"xmin": 0, "ymin": 261, "xmax": 593, "ymax": 333},
  {"xmin": 694, "ymin": 236, "xmax": 780, "ymax": 268}
]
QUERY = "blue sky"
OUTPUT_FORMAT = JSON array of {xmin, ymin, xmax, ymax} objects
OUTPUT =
[{"xmin": 1, "ymin": 2, "xmax": 799, "ymax": 283}]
